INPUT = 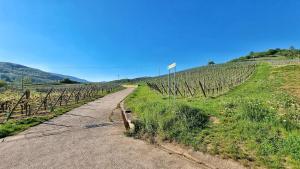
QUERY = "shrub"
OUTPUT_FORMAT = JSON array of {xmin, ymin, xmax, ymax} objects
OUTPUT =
[
  {"xmin": 159, "ymin": 104, "xmax": 208, "ymax": 143},
  {"xmin": 0, "ymin": 80, "xmax": 7, "ymax": 88},
  {"xmin": 60, "ymin": 78, "xmax": 79, "ymax": 84},
  {"xmin": 174, "ymin": 104, "xmax": 208, "ymax": 130},
  {"xmin": 208, "ymin": 61, "xmax": 215, "ymax": 65},
  {"xmin": 127, "ymin": 119, "xmax": 145, "ymax": 138},
  {"xmin": 131, "ymin": 103, "xmax": 209, "ymax": 144}
]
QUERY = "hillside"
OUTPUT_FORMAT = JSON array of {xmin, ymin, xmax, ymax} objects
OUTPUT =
[
  {"xmin": 231, "ymin": 47, "xmax": 300, "ymax": 62},
  {"xmin": 0, "ymin": 62, "xmax": 88, "ymax": 83},
  {"xmin": 125, "ymin": 61, "xmax": 300, "ymax": 168}
]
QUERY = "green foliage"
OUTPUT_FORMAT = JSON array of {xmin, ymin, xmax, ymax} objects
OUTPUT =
[
  {"xmin": 60, "ymin": 78, "xmax": 79, "ymax": 84},
  {"xmin": 159, "ymin": 104, "xmax": 208, "ymax": 142},
  {"xmin": 0, "ymin": 80, "xmax": 6, "ymax": 88},
  {"xmin": 0, "ymin": 74, "xmax": 11, "ymax": 82},
  {"xmin": 208, "ymin": 61, "xmax": 215, "ymax": 65}
]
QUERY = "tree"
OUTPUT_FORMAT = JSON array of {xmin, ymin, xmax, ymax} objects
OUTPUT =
[
  {"xmin": 246, "ymin": 55, "xmax": 252, "ymax": 59},
  {"xmin": 267, "ymin": 49, "xmax": 278, "ymax": 55},
  {"xmin": 208, "ymin": 61, "xmax": 215, "ymax": 65},
  {"xmin": 0, "ymin": 80, "xmax": 7, "ymax": 88},
  {"xmin": 60, "ymin": 78, "xmax": 79, "ymax": 84},
  {"xmin": 245, "ymin": 51, "xmax": 255, "ymax": 59},
  {"xmin": 0, "ymin": 74, "xmax": 12, "ymax": 82}
]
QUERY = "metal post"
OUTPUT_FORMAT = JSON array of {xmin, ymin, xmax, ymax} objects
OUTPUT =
[
  {"xmin": 21, "ymin": 72, "xmax": 24, "ymax": 92},
  {"xmin": 168, "ymin": 69, "xmax": 170, "ymax": 101},
  {"xmin": 159, "ymin": 68, "xmax": 161, "ymax": 87},
  {"xmin": 159, "ymin": 68, "xmax": 161, "ymax": 77},
  {"xmin": 174, "ymin": 67, "xmax": 176, "ymax": 100}
]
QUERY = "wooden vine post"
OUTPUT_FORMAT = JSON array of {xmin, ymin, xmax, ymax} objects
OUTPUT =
[
  {"xmin": 35, "ymin": 88, "xmax": 53, "ymax": 114},
  {"xmin": 184, "ymin": 81, "xmax": 194, "ymax": 97},
  {"xmin": 6, "ymin": 90, "xmax": 30, "ymax": 121},
  {"xmin": 198, "ymin": 81, "xmax": 207, "ymax": 97},
  {"xmin": 51, "ymin": 89, "xmax": 66, "ymax": 111}
]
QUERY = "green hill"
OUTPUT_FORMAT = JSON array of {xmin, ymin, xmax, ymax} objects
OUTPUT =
[
  {"xmin": 231, "ymin": 47, "xmax": 300, "ymax": 62},
  {"xmin": 0, "ymin": 62, "xmax": 88, "ymax": 83}
]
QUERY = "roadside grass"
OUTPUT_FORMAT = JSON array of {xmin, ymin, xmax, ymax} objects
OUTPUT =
[
  {"xmin": 0, "ymin": 89, "xmax": 122, "ymax": 139},
  {"xmin": 125, "ymin": 63, "xmax": 300, "ymax": 169}
]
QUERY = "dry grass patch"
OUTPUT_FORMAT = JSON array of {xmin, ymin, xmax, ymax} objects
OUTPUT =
[
  {"xmin": 272, "ymin": 64, "xmax": 300, "ymax": 101},
  {"xmin": 280, "ymin": 65, "xmax": 300, "ymax": 100}
]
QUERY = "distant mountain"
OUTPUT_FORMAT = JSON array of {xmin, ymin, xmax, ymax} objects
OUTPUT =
[
  {"xmin": 51, "ymin": 73, "xmax": 89, "ymax": 83},
  {"xmin": 0, "ymin": 62, "xmax": 88, "ymax": 83}
]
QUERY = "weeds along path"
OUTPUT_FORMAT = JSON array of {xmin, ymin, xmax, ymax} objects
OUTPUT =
[{"xmin": 0, "ymin": 88, "xmax": 204, "ymax": 169}]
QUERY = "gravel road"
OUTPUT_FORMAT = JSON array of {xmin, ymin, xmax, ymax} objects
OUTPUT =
[{"xmin": 0, "ymin": 88, "xmax": 205, "ymax": 169}]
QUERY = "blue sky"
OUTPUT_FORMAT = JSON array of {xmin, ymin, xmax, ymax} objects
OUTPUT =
[{"xmin": 0, "ymin": 0, "xmax": 300, "ymax": 81}]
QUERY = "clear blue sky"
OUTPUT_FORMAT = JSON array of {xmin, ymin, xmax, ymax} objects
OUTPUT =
[{"xmin": 0, "ymin": 0, "xmax": 300, "ymax": 81}]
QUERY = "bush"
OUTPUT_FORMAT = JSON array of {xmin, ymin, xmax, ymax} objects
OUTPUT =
[
  {"xmin": 174, "ymin": 104, "xmax": 208, "ymax": 130},
  {"xmin": 131, "ymin": 102, "xmax": 209, "ymax": 144},
  {"xmin": 128, "ymin": 119, "xmax": 145, "ymax": 138},
  {"xmin": 60, "ymin": 78, "xmax": 79, "ymax": 84},
  {"xmin": 0, "ymin": 80, "xmax": 7, "ymax": 88},
  {"xmin": 160, "ymin": 104, "xmax": 209, "ymax": 143},
  {"xmin": 208, "ymin": 61, "xmax": 215, "ymax": 65}
]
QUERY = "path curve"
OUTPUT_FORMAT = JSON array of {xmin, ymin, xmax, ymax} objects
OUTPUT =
[{"xmin": 0, "ymin": 88, "xmax": 205, "ymax": 169}]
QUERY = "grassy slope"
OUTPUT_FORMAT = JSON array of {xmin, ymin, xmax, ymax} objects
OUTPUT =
[{"xmin": 125, "ymin": 63, "xmax": 300, "ymax": 169}]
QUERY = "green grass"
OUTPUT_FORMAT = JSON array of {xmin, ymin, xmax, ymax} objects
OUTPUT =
[{"xmin": 125, "ymin": 63, "xmax": 300, "ymax": 169}]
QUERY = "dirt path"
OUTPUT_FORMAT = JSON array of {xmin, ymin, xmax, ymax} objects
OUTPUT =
[{"xmin": 0, "ymin": 88, "xmax": 206, "ymax": 169}]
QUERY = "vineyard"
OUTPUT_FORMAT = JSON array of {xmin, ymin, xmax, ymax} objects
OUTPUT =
[
  {"xmin": 0, "ymin": 83, "xmax": 122, "ymax": 123},
  {"xmin": 146, "ymin": 62, "xmax": 256, "ymax": 98}
]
